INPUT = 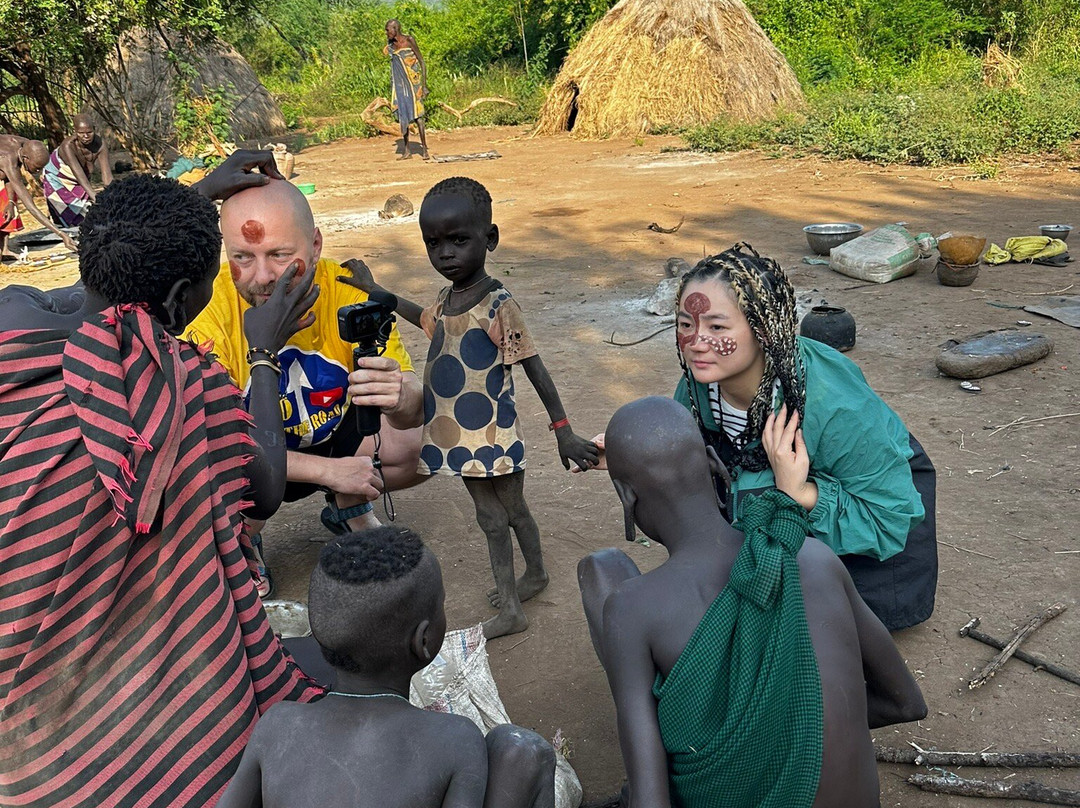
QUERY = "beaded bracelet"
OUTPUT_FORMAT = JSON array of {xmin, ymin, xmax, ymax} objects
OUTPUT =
[
  {"xmin": 248, "ymin": 359, "xmax": 282, "ymax": 376},
  {"xmin": 245, "ymin": 346, "xmax": 280, "ymax": 366},
  {"xmin": 549, "ymin": 418, "xmax": 571, "ymax": 432}
]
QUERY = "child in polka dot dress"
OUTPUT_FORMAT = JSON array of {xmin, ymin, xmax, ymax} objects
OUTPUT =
[{"xmin": 340, "ymin": 177, "xmax": 599, "ymax": 639}]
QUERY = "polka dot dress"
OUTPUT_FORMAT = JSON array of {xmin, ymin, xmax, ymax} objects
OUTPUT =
[{"xmin": 418, "ymin": 284, "xmax": 538, "ymax": 477}]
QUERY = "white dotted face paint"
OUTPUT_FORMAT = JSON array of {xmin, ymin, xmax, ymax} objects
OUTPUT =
[{"xmin": 698, "ymin": 334, "xmax": 738, "ymax": 356}]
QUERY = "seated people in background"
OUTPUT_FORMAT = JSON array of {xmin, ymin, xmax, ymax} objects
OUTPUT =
[
  {"xmin": 0, "ymin": 134, "xmax": 76, "ymax": 254},
  {"xmin": 578, "ymin": 397, "xmax": 927, "ymax": 808},
  {"xmin": 219, "ymin": 527, "xmax": 557, "ymax": 808},
  {"xmin": 0, "ymin": 154, "xmax": 325, "ymax": 808},
  {"xmin": 42, "ymin": 112, "xmax": 113, "ymax": 227},
  {"xmin": 186, "ymin": 179, "xmax": 426, "ymax": 595}
]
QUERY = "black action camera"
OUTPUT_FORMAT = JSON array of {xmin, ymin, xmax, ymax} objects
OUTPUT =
[{"xmin": 337, "ymin": 291, "xmax": 398, "ymax": 437}]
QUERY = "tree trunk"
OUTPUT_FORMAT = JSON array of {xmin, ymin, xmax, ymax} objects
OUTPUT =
[{"xmin": 0, "ymin": 43, "xmax": 69, "ymax": 147}]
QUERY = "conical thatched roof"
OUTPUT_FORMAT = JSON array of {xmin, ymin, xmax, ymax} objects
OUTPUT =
[{"xmin": 535, "ymin": 0, "xmax": 803, "ymax": 138}]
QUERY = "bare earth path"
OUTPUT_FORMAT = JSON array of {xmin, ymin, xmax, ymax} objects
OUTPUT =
[{"xmin": 7, "ymin": 127, "xmax": 1078, "ymax": 806}]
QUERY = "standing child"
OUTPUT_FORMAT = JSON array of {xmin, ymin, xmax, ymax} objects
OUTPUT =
[{"xmin": 340, "ymin": 176, "xmax": 598, "ymax": 638}]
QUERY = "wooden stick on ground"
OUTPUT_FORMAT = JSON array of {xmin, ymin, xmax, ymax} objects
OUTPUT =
[
  {"xmin": 961, "ymin": 617, "xmax": 1080, "ymax": 688},
  {"xmin": 908, "ymin": 773, "xmax": 1080, "ymax": 805},
  {"xmin": 878, "ymin": 746, "xmax": 1080, "ymax": 767},
  {"xmin": 969, "ymin": 603, "xmax": 1068, "ymax": 690},
  {"xmin": 437, "ymin": 97, "xmax": 518, "ymax": 121}
]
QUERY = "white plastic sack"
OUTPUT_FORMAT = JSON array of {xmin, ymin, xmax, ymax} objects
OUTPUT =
[
  {"xmin": 411, "ymin": 625, "xmax": 583, "ymax": 808},
  {"xmin": 829, "ymin": 224, "xmax": 936, "ymax": 284}
]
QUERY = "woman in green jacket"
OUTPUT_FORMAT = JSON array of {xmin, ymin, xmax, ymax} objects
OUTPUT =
[{"xmin": 592, "ymin": 244, "xmax": 937, "ymax": 630}]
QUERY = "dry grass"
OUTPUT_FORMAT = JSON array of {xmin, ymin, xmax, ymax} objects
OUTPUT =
[
  {"xmin": 535, "ymin": 0, "xmax": 804, "ymax": 138},
  {"xmin": 982, "ymin": 42, "xmax": 1023, "ymax": 89}
]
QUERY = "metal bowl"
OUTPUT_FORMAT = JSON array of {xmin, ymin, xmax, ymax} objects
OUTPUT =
[
  {"xmin": 1040, "ymin": 224, "xmax": 1072, "ymax": 241},
  {"xmin": 804, "ymin": 223, "xmax": 864, "ymax": 255}
]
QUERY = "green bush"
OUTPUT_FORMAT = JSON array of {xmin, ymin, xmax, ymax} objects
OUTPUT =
[{"xmin": 686, "ymin": 47, "xmax": 1080, "ymax": 166}]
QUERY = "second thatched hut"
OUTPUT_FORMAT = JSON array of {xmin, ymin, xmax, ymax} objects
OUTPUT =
[{"xmin": 535, "ymin": 0, "xmax": 803, "ymax": 138}]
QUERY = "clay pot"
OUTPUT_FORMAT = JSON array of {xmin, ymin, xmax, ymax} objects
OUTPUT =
[
  {"xmin": 800, "ymin": 305, "xmax": 856, "ymax": 352},
  {"xmin": 936, "ymin": 260, "xmax": 980, "ymax": 287}
]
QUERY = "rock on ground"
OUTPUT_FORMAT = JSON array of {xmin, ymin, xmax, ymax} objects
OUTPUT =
[{"xmin": 936, "ymin": 330, "xmax": 1054, "ymax": 379}]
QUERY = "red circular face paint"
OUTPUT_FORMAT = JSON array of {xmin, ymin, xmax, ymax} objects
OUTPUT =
[
  {"xmin": 292, "ymin": 258, "xmax": 306, "ymax": 273},
  {"xmin": 240, "ymin": 220, "xmax": 264, "ymax": 243},
  {"xmin": 683, "ymin": 292, "xmax": 710, "ymax": 316}
]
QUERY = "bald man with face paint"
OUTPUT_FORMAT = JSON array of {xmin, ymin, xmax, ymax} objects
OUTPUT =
[{"xmin": 187, "ymin": 180, "xmax": 426, "ymax": 588}]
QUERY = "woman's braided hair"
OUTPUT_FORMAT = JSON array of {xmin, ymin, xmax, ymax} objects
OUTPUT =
[{"xmin": 676, "ymin": 243, "xmax": 806, "ymax": 472}]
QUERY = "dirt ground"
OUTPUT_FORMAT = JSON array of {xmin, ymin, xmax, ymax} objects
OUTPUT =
[{"xmin": 6, "ymin": 127, "xmax": 1079, "ymax": 806}]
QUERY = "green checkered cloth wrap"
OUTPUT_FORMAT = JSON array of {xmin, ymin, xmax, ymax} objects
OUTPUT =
[{"xmin": 653, "ymin": 489, "xmax": 823, "ymax": 808}]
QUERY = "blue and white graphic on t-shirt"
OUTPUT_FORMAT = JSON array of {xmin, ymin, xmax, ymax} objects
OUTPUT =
[{"xmin": 244, "ymin": 346, "xmax": 351, "ymax": 450}]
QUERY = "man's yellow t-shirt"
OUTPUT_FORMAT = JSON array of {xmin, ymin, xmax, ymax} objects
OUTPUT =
[{"xmin": 186, "ymin": 258, "xmax": 413, "ymax": 450}]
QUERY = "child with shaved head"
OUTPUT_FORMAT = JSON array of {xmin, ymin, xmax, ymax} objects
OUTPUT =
[
  {"xmin": 218, "ymin": 527, "xmax": 558, "ymax": 808},
  {"xmin": 578, "ymin": 397, "xmax": 927, "ymax": 808}
]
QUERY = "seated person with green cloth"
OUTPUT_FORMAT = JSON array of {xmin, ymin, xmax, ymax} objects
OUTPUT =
[
  {"xmin": 219, "ymin": 526, "xmax": 558, "ymax": 808},
  {"xmin": 578, "ymin": 397, "xmax": 927, "ymax": 808},
  {"xmin": 186, "ymin": 180, "xmax": 426, "ymax": 594}
]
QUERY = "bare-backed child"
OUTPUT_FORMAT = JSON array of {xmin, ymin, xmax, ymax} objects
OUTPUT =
[
  {"xmin": 578, "ymin": 397, "xmax": 927, "ymax": 808},
  {"xmin": 217, "ymin": 526, "xmax": 556, "ymax": 808},
  {"xmin": 339, "ymin": 177, "xmax": 598, "ymax": 638}
]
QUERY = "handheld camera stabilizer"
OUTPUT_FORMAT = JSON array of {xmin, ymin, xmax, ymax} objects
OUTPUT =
[{"xmin": 337, "ymin": 290, "xmax": 398, "ymax": 438}]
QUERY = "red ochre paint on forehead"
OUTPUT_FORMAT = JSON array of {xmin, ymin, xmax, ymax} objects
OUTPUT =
[
  {"xmin": 678, "ymin": 291, "xmax": 712, "ymax": 350},
  {"xmin": 683, "ymin": 291, "xmax": 711, "ymax": 316},
  {"xmin": 240, "ymin": 220, "xmax": 264, "ymax": 243}
]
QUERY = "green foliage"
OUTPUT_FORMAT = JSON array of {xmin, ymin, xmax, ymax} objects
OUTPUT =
[
  {"xmin": 218, "ymin": 0, "xmax": 1080, "ymax": 167},
  {"xmin": 223, "ymin": 0, "xmax": 607, "ymax": 129},
  {"xmin": 685, "ymin": 48, "xmax": 1080, "ymax": 166},
  {"xmin": 174, "ymin": 83, "xmax": 234, "ymax": 166}
]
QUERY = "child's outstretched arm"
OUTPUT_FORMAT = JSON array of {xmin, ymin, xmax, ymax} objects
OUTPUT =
[
  {"xmin": 339, "ymin": 258, "xmax": 426, "ymax": 329},
  {"xmin": 520, "ymin": 355, "xmax": 599, "ymax": 471}
]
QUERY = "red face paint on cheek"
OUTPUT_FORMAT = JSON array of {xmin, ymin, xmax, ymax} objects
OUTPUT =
[
  {"xmin": 678, "ymin": 291, "xmax": 712, "ymax": 351},
  {"xmin": 240, "ymin": 220, "xmax": 264, "ymax": 243},
  {"xmin": 699, "ymin": 335, "xmax": 738, "ymax": 356},
  {"xmin": 229, "ymin": 261, "xmax": 240, "ymax": 282}
]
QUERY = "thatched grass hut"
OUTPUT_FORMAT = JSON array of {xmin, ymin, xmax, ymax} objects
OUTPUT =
[
  {"xmin": 87, "ymin": 29, "xmax": 287, "ymax": 167},
  {"xmin": 535, "ymin": 0, "xmax": 803, "ymax": 138}
]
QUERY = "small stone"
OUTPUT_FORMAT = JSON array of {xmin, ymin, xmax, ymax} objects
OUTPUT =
[
  {"xmin": 936, "ymin": 330, "xmax": 1054, "ymax": 379},
  {"xmin": 665, "ymin": 257, "xmax": 692, "ymax": 278},
  {"xmin": 646, "ymin": 276, "xmax": 681, "ymax": 316}
]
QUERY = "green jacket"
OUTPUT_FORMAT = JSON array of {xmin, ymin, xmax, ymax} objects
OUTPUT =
[{"xmin": 674, "ymin": 337, "xmax": 924, "ymax": 561}]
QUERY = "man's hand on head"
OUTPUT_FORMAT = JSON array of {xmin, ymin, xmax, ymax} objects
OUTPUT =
[
  {"xmin": 338, "ymin": 259, "xmax": 378, "ymax": 295},
  {"xmin": 347, "ymin": 356, "xmax": 404, "ymax": 412},
  {"xmin": 193, "ymin": 150, "xmax": 285, "ymax": 202}
]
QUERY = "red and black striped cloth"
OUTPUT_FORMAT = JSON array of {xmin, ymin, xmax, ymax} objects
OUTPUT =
[{"xmin": 0, "ymin": 305, "xmax": 324, "ymax": 808}]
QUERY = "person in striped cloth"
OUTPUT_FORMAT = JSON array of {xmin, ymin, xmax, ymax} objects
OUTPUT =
[
  {"xmin": 0, "ymin": 153, "xmax": 326, "ymax": 808},
  {"xmin": 578, "ymin": 397, "xmax": 927, "ymax": 808}
]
